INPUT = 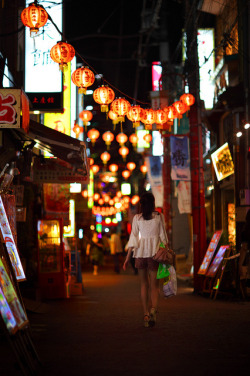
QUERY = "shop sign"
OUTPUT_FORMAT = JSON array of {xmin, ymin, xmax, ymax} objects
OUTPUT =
[
  {"xmin": 0, "ymin": 89, "xmax": 30, "ymax": 131},
  {"xmin": 211, "ymin": 142, "xmax": 234, "ymax": 181},
  {"xmin": 198, "ymin": 230, "xmax": 223, "ymax": 275}
]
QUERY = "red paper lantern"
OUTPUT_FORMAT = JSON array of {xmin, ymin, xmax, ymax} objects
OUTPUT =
[
  {"xmin": 140, "ymin": 165, "xmax": 147, "ymax": 175},
  {"xmin": 180, "ymin": 93, "xmax": 195, "ymax": 110},
  {"xmin": 122, "ymin": 170, "xmax": 131, "ymax": 180},
  {"xmin": 91, "ymin": 165, "xmax": 100, "ymax": 174},
  {"xmin": 93, "ymin": 193, "xmax": 100, "ymax": 201},
  {"xmin": 100, "ymin": 151, "xmax": 111, "ymax": 165},
  {"xmin": 88, "ymin": 158, "xmax": 94, "ymax": 166},
  {"xmin": 81, "ymin": 190, "xmax": 88, "ymax": 198},
  {"xmin": 164, "ymin": 105, "xmax": 178, "ymax": 121},
  {"xmin": 71, "ymin": 67, "xmax": 95, "ymax": 94},
  {"xmin": 141, "ymin": 108, "xmax": 156, "ymax": 130},
  {"xmin": 50, "ymin": 41, "xmax": 75, "ymax": 71},
  {"xmin": 72, "ymin": 121, "xmax": 83, "ymax": 139},
  {"xmin": 109, "ymin": 164, "xmax": 118, "ymax": 172},
  {"xmin": 129, "ymin": 133, "xmax": 139, "ymax": 149},
  {"xmin": 143, "ymin": 133, "xmax": 152, "ymax": 143},
  {"xmin": 173, "ymin": 101, "xmax": 188, "ymax": 118},
  {"xmin": 155, "ymin": 109, "xmax": 167, "ymax": 126},
  {"xmin": 116, "ymin": 132, "xmax": 128, "ymax": 146},
  {"xmin": 127, "ymin": 162, "xmax": 136, "ymax": 171},
  {"xmin": 119, "ymin": 146, "xmax": 129, "ymax": 161},
  {"xmin": 131, "ymin": 195, "xmax": 140, "ymax": 205},
  {"xmin": 127, "ymin": 105, "xmax": 144, "ymax": 127},
  {"xmin": 21, "ymin": 2, "xmax": 48, "ymax": 36},
  {"xmin": 87, "ymin": 128, "xmax": 100, "ymax": 146},
  {"xmin": 93, "ymin": 85, "xmax": 115, "ymax": 112},
  {"xmin": 102, "ymin": 131, "xmax": 114, "ymax": 149},
  {"xmin": 110, "ymin": 98, "xmax": 130, "ymax": 128},
  {"xmin": 79, "ymin": 110, "xmax": 93, "ymax": 130}
]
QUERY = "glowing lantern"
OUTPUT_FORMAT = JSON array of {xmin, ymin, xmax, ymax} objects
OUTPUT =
[
  {"xmin": 91, "ymin": 165, "xmax": 100, "ymax": 174},
  {"xmin": 98, "ymin": 198, "xmax": 104, "ymax": 206},
  {"xmin": 131, "ymin": 195, "xmax": 140, "ymax": 205},
  {"xmin": 87, "ymin": 128, "xmax": 100, "ymax": 146},
  {"xmin": 129, "ymin": 133, "xmax": 139, "ymax": 149},
  {"xmin": 119, "ymin": 146, "xmax": 129, "ymax": 161},
  {"xmin": 88, "ymin": 157, "xmax": 94, "ymax": 166},
  {"xmin": 93, "ymin": 85, "xmax": 115, "ymax": 113},
  {"xmin": 164, "ymin": 105, "xmax": 178, "ymax": 121},
  {"xmin": 102, "ymin": 131, "xmax": 114, "ymax": 149},
  {"xmin": 155, "ymin": 109, "xmax": 167, "ymax": 127},
  {"xmin": 81, "ymin": 190, "xmax": 88, "ymax": 198},
  {"xmin": 100, "ymin": 151, "xmax": 111, "ymax": 165},
  {"xmin": 21, "ymin": 2, "xmax": 48, "ymax": 37},
  {"xmin": 71, "ymin": 66, "xmax": 95, "ymax": 94},
  {"xmin": 127, "ymin": 105, "xmax": 144, "ymax": 127},
  {"xmin": 103, "ymin": 195, "xmax": 110, "ymax": 203},
  {"xmin": 110, "ymin": 98, "xmax": 130, "ymax": 129},
  {"xmin": 141, "ymin": 108, "xmax": 156, "ymax": 130},
  {"xmin": 79, "ymin": 110, "xmax": 93, "ymax": 130},
  {"xmin": 93, "ymin": 193, "xmax": 100, "ymax": 201},
  {"xmin": 109, "ymin": 199, "xmax": 114, "ymax": 206},
  {"xmin": 109, "ymin": 164, "xmax": 118, "ymax": 173},
  {"xmin": 127, "ymin": 162, "xmax": 136, "ymax": 171},
  {"xmin": 108, "ymin": 110, "xmax": 119, "ymax": 129},
  {"xmin": 50, "ymin": 41, "xmax": 75, "ymax": 71},
  {"xmin": 143, "ymin": 133, "xmax": 152, "ymax": 143},
  {"xmin": 116, "ymin": 132, "xmax": 128, "ymax": 146},
  {"xmin": 122, "ymin": 170, "xmax": 131, "ymax": 180},
  {"xmin": 123, "ymin": 196, "xmax": 130, "ymax": 204},
  {"xmin": 140, "ymin": 165, "xmax": 148, "ymax": 175},
  {"xmin": 72, "ymin": 121, "xmax": 83, "ymax": 139},
  {"xmin": 116, "ymin": 191, "xmax": 122, "ymax": 198},
  {"xmin": 180, "ymin": 93, "xmax": 195, "ymax": 110},
  {"xmin": 173, "ymin": 101, "xmax": 188, "ymax": 119}
]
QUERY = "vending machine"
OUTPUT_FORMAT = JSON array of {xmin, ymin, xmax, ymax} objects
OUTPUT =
[{"xmin": 37, "ymin": 219, "xmax": 69, "ymax": 299}]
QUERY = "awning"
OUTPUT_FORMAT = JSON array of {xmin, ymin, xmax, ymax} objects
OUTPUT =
[{"xmin": 8, "ymin": 119, "xmax": 89, "ymax": 182}]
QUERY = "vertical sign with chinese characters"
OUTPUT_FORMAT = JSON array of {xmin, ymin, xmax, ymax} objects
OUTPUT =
[{"xmin": 170, "ymin": 136, "xmax": 191, "ymax": 181}]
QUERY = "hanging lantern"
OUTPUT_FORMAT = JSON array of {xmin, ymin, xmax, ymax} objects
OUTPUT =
[
  {"xmin": 98, "ymin": 198, "xmax": 104, "ymax": 206},
  {"xmin": 122, "ymin": 170, "xmax": 131, "ymax": 180},
  {"xmin": 141, "ymin": 108, "xmax": 156, "ymax": 130},
  {"xmin": 72, "ymin": 121, "xmax": 83, "ymax": 139},
  {"xmin": 81, "ymin": 190, "xmax": 88, "ymax": 198},
  {"xmin": 140, "ymin": 165, "xmax": 148, "ymax": 175},
  {"xmin": 143, "ymin": 133, "xmax": 152, "ymax": 143},
  {"xmin": 110, "ymin": 98, "xmax": 130, "ymax": 130},
  {"xmin": 103, "ymin": 195, "xmax": 110, "ymax": 203},
  {"xmin": 50, "ymin": 41, "xmax": 75, "ymax": 71},
  {"xmin": 93, "ymin": 193, "xmax": 100, "ymax": 201},
  {"xmin": 91, "ymin": 165, "xmax": 100, "ymax": 174},
  {"xmin": 155, "ymin": 109, "xmax": 167, "ymax": 128},
  {"xmin": 21, "ymin": 2, "xmax": 48, "ymax": 37},
  {"xmin": 131, "ymin": 195, "xmax": 140, "ymax": 205},
  {"xmin": 100, "ymin": 151, "xmax": 111, "ymax": 165},
  {"xmin": 88, "ymin": 157, "xmax": 94, "ymax": 166},
  {"xmin": 129, "ymin": 133, "xmax": 139, "ymax": 149},
  {"xmin": 109, "ymin": 164, "xmax": 118, "ymax": 173},
  {"xmin": 93, "ymin": 85, "xmax": 115, "ymax": 113},
  {"xmin": 116, "ymin": 132, "xmax": 128, "ymax": 146},
  {"xmin": 127, "ymin": 105, "xmax": 144, "ymax": 127},
  {"xmin": 127, "ymin": 162, "xmax": 136, "ymax": 171},
  {"xmin": 180, "ymin": 93, "xmax": 195, "ymax": 110},
  {"xmin": 87, "ymin": 128, "xmax": 100, "ymax": 146},
  {"xmin": 173, "ymin": 101, "xmax": 188, "ymax": 119},
  {"xmin": 119, "ymin": 146, "xmax": 129, "ymax": 161},
  {"xmin": 108, "ymin": 110, "xmax": 119, "ymax": 126},
  {"xmin": 102, "ymin": 131, "xmax": 114, "ymax": 150},
  {"xmin": 164, "ymin": 105, "xmax": 178, "ymax": 121},
  {"xmin": 71, "ymin": 66, "xmax": 95, "ymax": 94},
  {"xmin": 116, "ymin": 191, "xmax": 122, "ymax": 198},
  {"xmin": 79, "ymin": 110, "xmax": 93, "ymax": 130}
]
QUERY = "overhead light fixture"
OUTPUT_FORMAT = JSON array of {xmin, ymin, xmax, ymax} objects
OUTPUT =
[
  {"xmin": 236, "ymin": 131, "xmax": 242, "ymax": 138},
  {"xmin": 244, "ymin": 123, "xmax": 250, "ymax": 129}
]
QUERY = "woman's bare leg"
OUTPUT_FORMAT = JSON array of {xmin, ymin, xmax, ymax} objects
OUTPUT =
[
  {"xmin": 149, "ymin": 270, "xmax": 160, "ymax": 310},
  {"xmin": 138, "ymin": 269, "xmax": 149, "ymax": 315}
]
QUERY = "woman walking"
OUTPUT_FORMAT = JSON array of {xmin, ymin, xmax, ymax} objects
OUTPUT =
[{"xmin": 123, "ymin": 192, "xmax": 169, "ymax": 327}]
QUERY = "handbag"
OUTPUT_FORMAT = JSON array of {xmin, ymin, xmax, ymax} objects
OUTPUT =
[
  {"xmin": 153, "ymin": 214, "xmax": 175, "ymax": 265},
  {"xmin": 163, "ymin": 266, "xmax": 177, "ymax": 298}
]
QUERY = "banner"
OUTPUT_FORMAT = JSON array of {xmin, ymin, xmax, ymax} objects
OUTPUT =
[
  {"xmin": 145, "ymin": 156, "xmax": 163, "ymax": 208},
  {"xmin": 170, "ymin": 136, "xmax": 190, "ymax": 181},
  {"xmin": 177, "ymin": 181, "xmax": 192, "ymax": 214}
]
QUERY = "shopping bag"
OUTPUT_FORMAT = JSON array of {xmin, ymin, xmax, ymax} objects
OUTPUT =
[
  {"xmin": 157, "ymin": 263, "xmax": 170, "ymax": 279},
  {"xmin": 163, "ymin": 266, "xmax": 177, "ymax": 298}
]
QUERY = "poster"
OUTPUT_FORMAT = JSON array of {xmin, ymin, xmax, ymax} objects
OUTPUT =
[
  {"xmin": 198, "ymin": 230, "xmax": 223, "ymax": 275},
  {"xmin": 0, "ymin": 286, "xmax": 17, "ymax": 334},
  {"xmin": 0, "ymin": 196, "xmax": 26, "ymax": 281},
  {"xmin": 170, "ymin": 136, "xmax": 191, "ymax": 181},
  {"xmin": 177, "ymin": 181, "xmax": 192, "ymax": 214},
  {"xmin": 206, "ymin": 245, "xmax": 229, "ymax": 278},
  {"xmin": 145, "ymin": 156, "xmax": 163, "ymax": 207}
]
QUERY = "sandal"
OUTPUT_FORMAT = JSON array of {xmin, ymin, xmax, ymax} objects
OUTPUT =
[
  {"xmin": 149, "ymin": 308, "xmax": 157, "ymax": 327},
  {"xmin": 144, "ymin": 314, "xmax": 150, "ymax": 328}
]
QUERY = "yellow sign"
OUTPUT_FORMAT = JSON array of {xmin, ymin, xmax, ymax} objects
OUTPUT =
[{"xmin": 211, "ymin": 142, "xmax": 234, "ymax": 181}]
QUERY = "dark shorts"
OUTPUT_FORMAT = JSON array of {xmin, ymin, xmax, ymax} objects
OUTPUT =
[{"xmin": 135, "ymin": 257, "xmax": 159, "ymax": 271}]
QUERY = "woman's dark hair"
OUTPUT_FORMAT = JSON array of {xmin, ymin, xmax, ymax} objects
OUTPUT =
[{"xmin": 139, "ymin": 192, "xmax": 155, "ymax": 220}]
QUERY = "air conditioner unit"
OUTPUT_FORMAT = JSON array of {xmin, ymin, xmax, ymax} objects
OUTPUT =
[{"xmin": 240, "ymin": 189, "xmax": 250, "ymax": 205}]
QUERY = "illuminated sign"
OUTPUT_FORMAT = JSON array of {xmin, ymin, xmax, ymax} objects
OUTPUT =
[
  {"xmin": 63, "ymin": 199, "xmax": 75, "ymax": 237},
  {"xmin": 70, "ymin": 183, "xmax": 82, "ymax": 193},
  {"xmin": 211, "ymin": 143, "xmax": 234, "ymax": 181},
  {"xmin": 152, "ymin": 131, "xmax": 163, "ymax": 156},
  {"xmin": 25, "ymin": 0, "xmax": 63, "ymax": 110},
  {"xmin": 198, "ymin": 230, "xmax": 222, "ymax": 275},
  {"xmin": 0, "ymin": 89, "xmax": 30, "ymax": 131},
  {"xmin": 152, "ymin": 62, "xmax": 162, "ymax": 91},
  {"xmin": 121, "ymin": 183, "xmax": 131, "ymax": 195},
  {"xmin": 137, "ymin": 130, "xmax": 150, "ymax": 150}
]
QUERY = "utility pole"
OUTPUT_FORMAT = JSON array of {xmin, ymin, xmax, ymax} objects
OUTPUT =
[{"xmin": 185, "ymin": 0, "xmax": 206, "ymax": 292}]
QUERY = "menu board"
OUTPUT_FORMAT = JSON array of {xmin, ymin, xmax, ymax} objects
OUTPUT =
[
  {"xmin": 198, "ymin": 230, "xmax": 223, "ymax": 275},
  {"xmin": 206, "ymin": 245, "xmax": 229, "ymax": 278},
  {"xmin": 0, "ymin": 196, "xmax": 26, "ymax": 281},
  {"xmin": 0, "ymin": 258, "xmax": 28, "ymax": 329}
]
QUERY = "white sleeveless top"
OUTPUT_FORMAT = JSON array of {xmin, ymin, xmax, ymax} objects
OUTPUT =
[{"xmin": 127, "ymin": 212, "xmax": 168, "ymax": 258}]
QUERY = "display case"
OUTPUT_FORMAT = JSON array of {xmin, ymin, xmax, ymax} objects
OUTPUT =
[{"xmin": 37, "ymin": 219, "xmax": 68, "ymax": 299}]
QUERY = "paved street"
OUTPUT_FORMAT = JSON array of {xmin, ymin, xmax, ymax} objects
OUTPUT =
[{"xmin": 1, "ymin": 260, "xmax": 250, "ymax": 376}]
